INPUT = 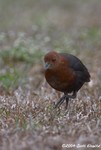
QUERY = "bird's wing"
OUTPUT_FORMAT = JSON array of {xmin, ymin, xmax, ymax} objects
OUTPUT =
[
  {"xmin": 60, "ymin": 53, "xmax": 90, "ymax": 82},
  {"xmin": 60, "ymin": 53, "xmax": 84, "ymax": 70}
]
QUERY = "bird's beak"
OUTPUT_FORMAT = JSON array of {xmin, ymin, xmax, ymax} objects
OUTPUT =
[{"xmin": 44, "ymin": 62, "xmax": 51, "ymax": 70}]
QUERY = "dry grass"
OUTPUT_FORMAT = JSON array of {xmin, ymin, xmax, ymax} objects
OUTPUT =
[
  {"xmin": 0, "ymin": 0, "xmax": 101, "ymax": 150},
  {"xmin": 0, "ymin": 50, "xmax": 101, "ymax": 150}
]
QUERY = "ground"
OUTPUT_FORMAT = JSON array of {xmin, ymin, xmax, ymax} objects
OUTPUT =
[{"xmin": 0, "ymin": 0, "xmax": 101, "ymax": 150}]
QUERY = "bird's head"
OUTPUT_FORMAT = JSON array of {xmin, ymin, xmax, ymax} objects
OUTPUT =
[{"xmin": 44, "ymin": 51, "xmax": 62, "ymax": 70}]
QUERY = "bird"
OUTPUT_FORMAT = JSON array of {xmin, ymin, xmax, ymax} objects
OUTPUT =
[{"xmin": 44, "ymin": 51, "xmax": 90, "ymax": 109}]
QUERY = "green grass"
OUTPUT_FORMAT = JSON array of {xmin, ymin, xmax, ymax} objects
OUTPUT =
[
  {"xmin": 0, "ymin": 69, "xmax": 26, "ymax": 93},
  {"xmin": 0, "ymin": 47, "xmax": 44, "ymax": 64}
]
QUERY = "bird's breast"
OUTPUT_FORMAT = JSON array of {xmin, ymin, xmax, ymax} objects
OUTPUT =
[{"xmin": 45, "ymin": 68, "xmax": 76, "ymax": 92}]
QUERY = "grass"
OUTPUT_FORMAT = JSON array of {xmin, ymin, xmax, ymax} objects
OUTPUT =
[{"xmin": 0, "ymin": 0, "xmax": 101, "ymax": 150}]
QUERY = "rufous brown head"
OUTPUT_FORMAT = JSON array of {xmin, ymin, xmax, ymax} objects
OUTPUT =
[{"xmin": 44, "ymin": 51, "xmax": 62, "ymax": 70}]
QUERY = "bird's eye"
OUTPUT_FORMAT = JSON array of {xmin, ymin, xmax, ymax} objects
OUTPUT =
[{"xmin": 52, "ymin": 58, "xmax": 56, "ymax": 62}]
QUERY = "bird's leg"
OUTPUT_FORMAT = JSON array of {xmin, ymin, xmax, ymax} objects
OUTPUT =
[
  {"xmin": 64, "ymin": 91, "xmax": 76, "ymax": 109},
  {"xmin": 54, "ymin": 91, "xmax": 77, "ymax": 109},
  {"xmin": 65, "ymin": 91, "xmax": 77, "ymax": 99},
  {"xmin": 65, "ymin": 97, "xmax": 69, "ymax": 109},
  {"xmin": 54, "ymin": 95, "xmax": 66, "ymax": 108}
]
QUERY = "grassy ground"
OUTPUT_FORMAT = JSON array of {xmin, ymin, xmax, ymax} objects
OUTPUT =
[{"xmin": 0, "ymin": 0, "xmax": 101, "ymax": 150}]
